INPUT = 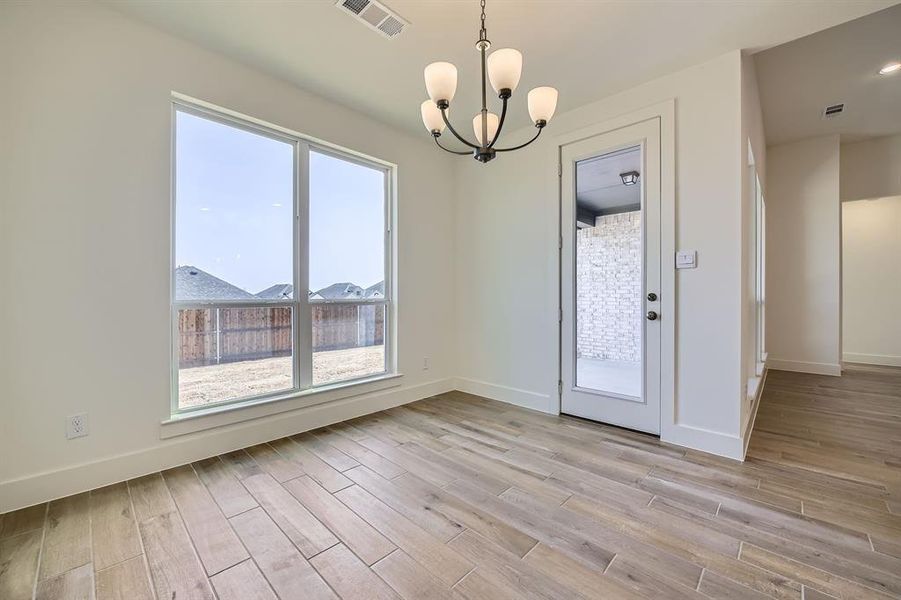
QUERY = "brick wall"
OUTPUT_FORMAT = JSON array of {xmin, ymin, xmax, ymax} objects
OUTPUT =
[{"xmin": 576, "ymin": 211, "xmax": 642, "ymax": 362}]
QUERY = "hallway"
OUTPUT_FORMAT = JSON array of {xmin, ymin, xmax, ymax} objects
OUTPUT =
[{"xmin": 747, "ymin": 364, "xmax": 901, "ymax": 535}]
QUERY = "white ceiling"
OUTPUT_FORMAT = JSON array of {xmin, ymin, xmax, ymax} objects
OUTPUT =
[
  {"xmin": 106, "ymin": 0, "xmax": 897, "ymax": 138},
  {"xmin": 756, "ymin": 3, "xmax": 901, "ymax": 145},
  {"xmin": 577, "ymin": 146, "xmax": 640, "ymax": 215}
]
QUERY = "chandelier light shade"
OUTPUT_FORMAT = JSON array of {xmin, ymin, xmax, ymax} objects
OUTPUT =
[
  {"xmin": 420, "ymin": 0, "xmax": 559, "ymax": 163},
  {"xmin": 487, "ymin": 48, "xmax": 523, "ymax": 94},
  {"xmin": 528, "ymin": 86, "xmax": 558, "ymax": 125},
  {"xmin": 424, "ymin": 62, "xmax": 458, "ymax": 104},
  {"xmin": 472, "ymin": 112, "xmax": 500, "ymax": 146},
  {"xmin": 421, "ymin": 100, "xmax": 446, "ymax": 134}
]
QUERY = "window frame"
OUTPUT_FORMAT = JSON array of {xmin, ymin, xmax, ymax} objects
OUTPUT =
[
  {"xmin": 169, "ymin": 97, "xmax": 395, "ymax": 417},
  {"xmin": 755, "ymin": 175, "xmax": 766, "ymax": 372}
]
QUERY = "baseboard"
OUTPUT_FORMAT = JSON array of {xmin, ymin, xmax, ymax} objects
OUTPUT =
[
  {"xmin": 843, "ymin": 352, "xmax": 901, "ymax": 367},
  {"xmin": 457, "ymin": 377, "xmax": 746, "ymax": 459},
  {"xmin": 661, "ymin": 423, "xmax": 744, "ymax": 461},
  {"xmin": 0, "ymin": 378, "xmax": 454, "ymax": 514},
  {"xmin": 453, "ymin": 377, "xmax": 556, "ymax": 414},
  {"xmin": 742, "ymin": 367, "xmax": 767, "ymax": 459},
  {"xmin": 767, "ymin": 358, "xmax": 842, "ymax": 376}
]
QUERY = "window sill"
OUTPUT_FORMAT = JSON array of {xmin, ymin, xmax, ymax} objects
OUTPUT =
[{"xmin": 160, "ymin": 373, "xmax": 403, "ymax": 439}]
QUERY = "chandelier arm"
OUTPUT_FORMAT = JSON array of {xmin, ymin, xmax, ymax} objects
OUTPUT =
[
  {"xmin": 440, "ymin": 107, "xmax": 480, "ymax": 149},
  {"xmin": 494, "ymin": 126, "xmax": 543, "ymax": 152},
  {"xmin": 488, "ymin": 96, "xmax": 508, "ymax": 148},
  {"xmin": 434, "ymin": 135, "xmax": 472, "ymax": 155}
]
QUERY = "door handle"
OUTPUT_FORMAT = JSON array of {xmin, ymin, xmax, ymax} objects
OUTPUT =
[{"xmin": 647, "ymin": 311, "xmax": 658, "ymax": 321}]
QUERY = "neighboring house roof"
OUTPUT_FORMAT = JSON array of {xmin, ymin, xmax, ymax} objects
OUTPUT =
[
  {"xmin": 315, "ymin": 282, "xmax": 365, "ymax": 300},
  {"xmin": 175, "ymin": 266, "xmax": 255, "ymax": 301},
  {"xmin": 364, "ymin": 281, "xmax": 384, "ymax": 298},
  {"xmin": 256, "ymin": 283, "xmax": 294, "ymax": 300}
]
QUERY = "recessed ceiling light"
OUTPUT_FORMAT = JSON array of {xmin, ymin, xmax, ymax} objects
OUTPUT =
[
  {"xmin": 199, "ymin": 207, "xmax": 211, "ymax": 212},
  {"xmin": 271, "ymin": 203, "xmax": 282, "ymax": 207},
  {"xmin": 879, "ymin": 62, "xmax": 901, "ymax": 75}
]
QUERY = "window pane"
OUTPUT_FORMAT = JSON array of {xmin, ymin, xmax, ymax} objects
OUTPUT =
[
  {"xmin": 312, "ymin": 304, "xmax": 386, "ymax": 386},
  {"xmin": 175, "ymin": 110, "xmax": 294, "ymax": 302},
  {"xmin": 177, "ymin": 307, "xmax": 294, "ymax": 408},
  {"xmin": 309, "ymin": 151, "xmax": 385, "ymax": 300},
  {"xmin": 574, "ymin": 147, "xmax": 643, "ymax": 398}
]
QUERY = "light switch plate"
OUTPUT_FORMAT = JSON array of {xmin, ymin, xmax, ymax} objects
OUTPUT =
[{"xmin": 675, "ymin": 250, "xmax": 697, "ymax": 269}]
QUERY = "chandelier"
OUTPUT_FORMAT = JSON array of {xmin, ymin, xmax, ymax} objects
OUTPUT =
[{"xmin": 420, "ymin": 0, "xmax": 559, "ymax": 163}]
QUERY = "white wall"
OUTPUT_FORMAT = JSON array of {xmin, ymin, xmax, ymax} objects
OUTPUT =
[
  {"xmin": 766, "ymin": 136, "xmax": 842, "ymax": 375},
  {"xmin": 840, "ymin": 135, "xmax": 901, "ymax": 201},
  {"xmin": 0, "ymin": 2, "xmax": 456, "ymax": 512},
  {"xmin": 454, "ymin": 51, "xmax": 749, "ymax": 458},
  {"xmin": 740, "ymin": 53, "xmax": 767, "ymax": 437},
  {"xmin": 842, "ymin": 196, "xmax": 901, "ymax": 366}
]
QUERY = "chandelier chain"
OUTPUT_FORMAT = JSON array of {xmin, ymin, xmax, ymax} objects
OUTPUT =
[{"xmin": 479, "ymin": 0, "xmax": 487, "ymax": 41}]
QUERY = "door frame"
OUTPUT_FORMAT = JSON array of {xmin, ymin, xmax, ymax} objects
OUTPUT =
[{"xmin": 548, "ymin": 100, "xmax": 675, "ymax": 437}]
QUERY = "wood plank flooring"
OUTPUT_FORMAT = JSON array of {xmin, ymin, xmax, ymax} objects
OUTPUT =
[{"xmin": 1, "ymin": 364, "xmax": 899, "ymax": 599}]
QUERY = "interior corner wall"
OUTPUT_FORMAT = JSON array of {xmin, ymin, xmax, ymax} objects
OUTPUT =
[
  {"xmin": 840, "ymin": 135, "xmax": 901, "ymax": 201},
  {"xmin": 453, "ymin": 50, "xmax": 747, "ymax": 458},
  {"xmin": 0, "ymin": 2, "xmax": 457, "ymax": 513},
  {"xmin": 740, "ymin": 52, "xmax": 767, "ymax": 441},
  {"xmin": 842, "ymin": 196, "xmax": 901, "ymax": 366},
  {"xmin": 766, "ymin": 135, "xmax": 842, "ymax": 376}
]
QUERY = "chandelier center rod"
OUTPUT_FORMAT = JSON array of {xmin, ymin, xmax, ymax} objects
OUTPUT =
[{"xmin": 475, "ymin": 0, "xmax": 491, "ymax": 150}]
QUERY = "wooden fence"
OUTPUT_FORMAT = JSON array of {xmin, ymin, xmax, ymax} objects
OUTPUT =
[{"xmin": 178, "ymin": 305, "xmax": 384, "ymax": 367}]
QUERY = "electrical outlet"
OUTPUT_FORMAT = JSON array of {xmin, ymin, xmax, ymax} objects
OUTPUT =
[
  {"xmin": 423, "ymin": 357, "xmax": 430, "ymax": 370},
  {"xmin": 67, "ymin": 413, "xmax": 89, "ymax": 439}
]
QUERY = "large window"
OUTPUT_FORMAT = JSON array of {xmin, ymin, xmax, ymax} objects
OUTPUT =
[{"xmin": 172, "ymin": 102, "xmax": 392, "ymax": 413}]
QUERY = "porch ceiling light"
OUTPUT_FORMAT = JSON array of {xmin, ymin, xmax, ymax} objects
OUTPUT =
[{"xmin": 620, "ymin": 171, "xmax": 640, "ymax": 186}]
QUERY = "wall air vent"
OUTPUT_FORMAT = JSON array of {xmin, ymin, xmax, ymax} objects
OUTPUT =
[
  {"xmin": 336, "ymin": 0, "xmax": 409, "ymax": 39},
  {"xmin": 822, "ymin": 103, "xmax": 845, "ymax": 119}
]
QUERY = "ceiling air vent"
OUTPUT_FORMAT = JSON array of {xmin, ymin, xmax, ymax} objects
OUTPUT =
[
  {"xmin": 336, "ymin": 0, "xmax": 409, "ymax": 39},
  {"xmin": 822, "ymin": 103, "xmax": 845, "ymax": 119}
]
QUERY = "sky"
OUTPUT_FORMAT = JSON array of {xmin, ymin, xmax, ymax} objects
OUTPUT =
[{"xmin": 175, "ymin": 111, "xmax": 385, "ymax": 297}]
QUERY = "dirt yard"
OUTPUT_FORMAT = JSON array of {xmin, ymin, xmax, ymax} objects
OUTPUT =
[{"xmin": 178, "ymin": 345, "xmax": 385, "ymax": 409}]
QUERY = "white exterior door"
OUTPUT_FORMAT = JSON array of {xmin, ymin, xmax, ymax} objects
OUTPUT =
[{"xmin": 560, "ymin": 118, "xmax": 662, "ymax": 434}]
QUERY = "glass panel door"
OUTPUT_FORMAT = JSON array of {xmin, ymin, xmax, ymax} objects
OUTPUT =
[{"xmin": 560, "ymin": 117, "xmax": 662, "ymax": 435}]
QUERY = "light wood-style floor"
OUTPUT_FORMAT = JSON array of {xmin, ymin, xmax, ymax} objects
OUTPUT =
[{"xmin": 1, "ymin": 364, "xmax": 900, "ymax": 599}]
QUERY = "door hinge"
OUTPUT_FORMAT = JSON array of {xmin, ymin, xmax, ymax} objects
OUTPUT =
[
  {"xmin": 558, "ymin": 380, "xmax": 563, "ymax": 396},
  {"xmin": 558, "ymin": 307, "xmax": 563, "ymax": 323},
  {"xmin": 558, "ymin": 235, "xmax": 563, "ymax": 250},
  {"xmin": 558, "ymin": 161, "xmax": 562, "ymax": 177}
]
